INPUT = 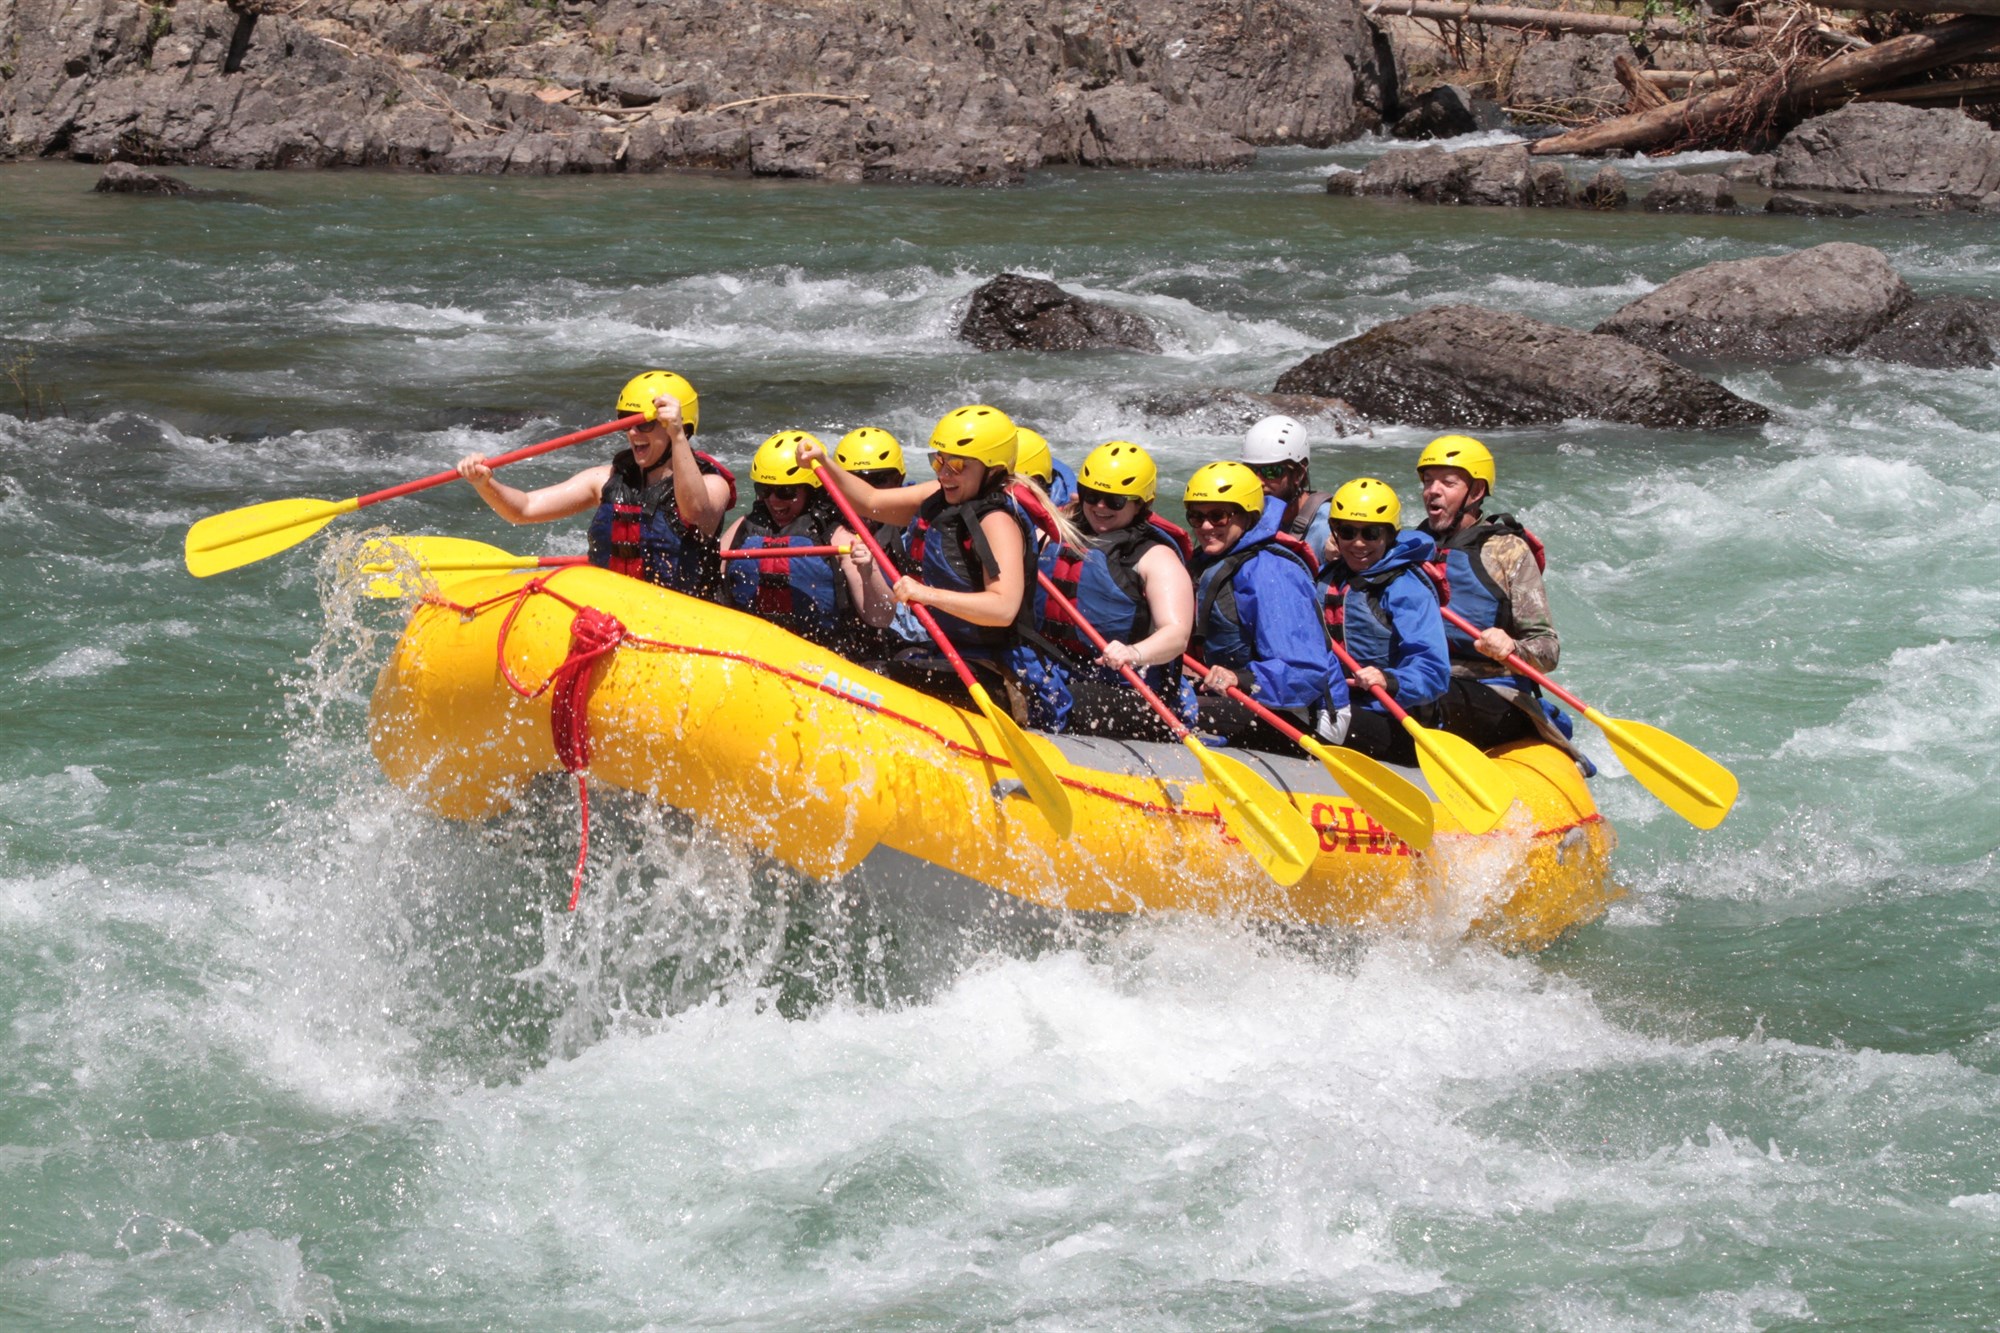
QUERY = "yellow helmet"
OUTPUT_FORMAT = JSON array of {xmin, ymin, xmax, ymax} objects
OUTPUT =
[
  {"xmin": 835, "ymin": 427, "xmax": 904, "ymax": 474},
  {"xmin": 928, "ymin": 404, "xmax": 1018, "ymax": 472},
  {"xmin": 751, "ymin": 431, "xmax": 824, "ymax": 488},
  {"xmin": 615, "ymin": 370, "xmax": 700, "ymax": 433},
  {"xmin": 1182, "ymin": 461, "xmax": 1264, "ymax": 513},
  {"xmin": 1077, "ymin": 440, "xmax": 1157, "ymax": 503},
  {"xmin": 1014, "ymin": 428, "xmax": 1054, "ymax": 485},
  {"xmin": 1330, "ymin": 477, "xmax": 1401, "ymax": 529},
  {"xmin": 1416, "ymin": 434, "xmax": 1494, "ymax": 491}
]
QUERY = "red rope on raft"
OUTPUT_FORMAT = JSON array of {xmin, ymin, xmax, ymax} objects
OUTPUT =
[{"xmin": 486, "ymin": 577, "xmax": 627, "ymax": 909}]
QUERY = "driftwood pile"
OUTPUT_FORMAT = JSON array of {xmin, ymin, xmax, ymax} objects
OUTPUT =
[{"xmin": 1376, "ymin": 0, "xmax": 2000, "ymax": 154}]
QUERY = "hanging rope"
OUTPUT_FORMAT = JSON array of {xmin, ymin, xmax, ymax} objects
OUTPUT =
[{"xmin": 487, "ymin": 577, "xmax": 627, "ymax": 909}]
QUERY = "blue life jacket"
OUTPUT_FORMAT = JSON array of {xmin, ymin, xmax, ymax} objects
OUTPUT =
[
  {"xmin": 586, "ymin": 448, "xmax": 731, "ymax": 596},
  {"xmin": 722, "ymin": 499, "xmax": 847, "ymax": 645},
  {"xmin": 1319, "ymin": 530, "xmax": 1451, "ymax": 710},
  {"xmin": 1191, "ymin": 498, "xmax": 1346, "ymax": 712},
  {"xmin": 1429, "ymin": 513, "xmax": 1539, "ymax": 664}
]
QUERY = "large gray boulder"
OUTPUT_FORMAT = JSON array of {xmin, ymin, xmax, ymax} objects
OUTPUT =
[
  {"xmin": 1272, "ymin": 304, "xmax": 1769, "ymax": 430},
  {"xmin": 1326, "ymin": 142, "xmax": 1570, "ymax": 207},
  {"xmin": 1594, "ymin": 243, "xmax": 1912, "ymax": 364},
  {"xmin": 1505, "ymin": 35, "xmax": 1626, "ymax": 114},
  {"xmin": 957, "ymin": 274, "xmax": 1161, "ymax": 353},
  {"xmin": 1773, "ymin": 104, "xmax": 2000, "ymax": 200},
  {"xmin": 0, "ymin": 0, "xmax": 1395, "ymax": 181}
]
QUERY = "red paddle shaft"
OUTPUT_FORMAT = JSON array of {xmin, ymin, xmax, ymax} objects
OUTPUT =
[
  {"xmin": 1439, "ymin": 606, "xmax": 1587, "ymax": 714},
  {"xmin": 807, "ymin": 463, "xmax": 985, "ymax": 692},
  {"xmin": 376, "ymin": 414, "xmax": 645, "ymax": 512},
  {"xmin": 717, "ymin": 545, "xmax": 849, "ymax": 560},
  {"xmin": 1036, "ymin": 574, "xmax": 1190, "ymax": 738},
  {"xmin": 1327, "ymin": 637, "xmax": 1412, "ymax": 721},
  {"xmin": 1180, "ymin": 653, "xmax": 1313, "ymax": 744}
]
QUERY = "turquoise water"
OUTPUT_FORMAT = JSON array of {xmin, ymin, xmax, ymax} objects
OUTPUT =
[{"xmin": 3, "ymin": 146, "xmax": 1998, "ymax": 1329}]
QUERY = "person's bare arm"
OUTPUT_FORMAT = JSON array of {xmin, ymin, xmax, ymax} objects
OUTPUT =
[
  {"xmin": 456, "ymin": 456, "xmax": 608, "ymax": 524},
  {"xmin": 894, "ymin": 509, "xmax": 1022, "ymax": 626}
]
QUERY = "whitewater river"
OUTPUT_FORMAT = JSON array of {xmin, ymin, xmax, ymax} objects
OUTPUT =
[{"xmin": 3, "ymin": 144, "xmax": 1997, "ymax": 1329}]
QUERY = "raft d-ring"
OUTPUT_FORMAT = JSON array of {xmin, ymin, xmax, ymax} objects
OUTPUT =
[{"xmin": 990, "ymin": 779, "xmax": 1030, "ymax": 803}]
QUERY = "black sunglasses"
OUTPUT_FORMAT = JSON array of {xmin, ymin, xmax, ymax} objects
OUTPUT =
[
  {"xmin": 1250, "ymin": 462, "xmax": 1296, "ymax": 480},
  {"xmin": 758, "ymin": 484, "xmax": 810, "ymax": 502},
  {"xmin": 852, "ymin": 469, "xmax": 904, "ymax": 489},
  {"xmin": 1077, "ymin": 487, "xmax": 1132, "ymax": 512},
  {"xmin": 1334, "ymin": 523, "xmax": 1393, "ymax": 542},
  {"xmin": 1186, "ymin": 506, "xmax": 1246, "ymax": 528}
]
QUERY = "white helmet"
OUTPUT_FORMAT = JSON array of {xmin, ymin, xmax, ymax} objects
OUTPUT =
[{"xmin": 1242, "ymin": 415, "xmax": 1308, "ymax": 467}]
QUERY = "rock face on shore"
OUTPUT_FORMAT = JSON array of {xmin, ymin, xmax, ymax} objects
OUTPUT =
[
  {"xmin": 1773, "ymin": 104, "xmax": 2000, "ymax": 202},
  {"xmin": 0, "ymin": 0, "xmax": 1398, "ymax": 182},
  {"xmin": 1326, "ymin": 142, "xmax": 1570, "ymax": 207},
  {"xmin": 1594, "ymin": 243, "xmax": 1913, "ymax": 364},
  {"xmin": 1272, "ymin": 305, "xmax": 1770, "ymax": 430},
  {"xmin": 958, "ymin": 275, "xmax": 1160, "ymax": 354}
]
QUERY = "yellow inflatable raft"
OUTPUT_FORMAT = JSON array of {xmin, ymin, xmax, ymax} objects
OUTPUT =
[{"xmin": 369, "ymin": 565, "xmax": 1619, "ymax": 949}]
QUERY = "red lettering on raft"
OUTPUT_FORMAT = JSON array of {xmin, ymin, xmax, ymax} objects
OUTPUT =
[{"xmin": 1309, "ymin": 802, "xmax": 1414, "ymax": 858}]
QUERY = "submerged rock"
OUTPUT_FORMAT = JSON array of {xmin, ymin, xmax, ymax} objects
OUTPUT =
[
  {"xmin": 1576, "ymin": 164, "xmax": 1628, "ymax": 210},
  {"xmin": 1766, "ymin": 193, "xmax": 1867, "ymax": 218},
  {"xmin": 1390, "ymin": 85, "xmax": 1503, "ymax": 141},
  {"xmin": 1326, "ymin": 142, "xmax": 1570, "ymax": 207},
  {"xmin": 1773, "ymin": 103, "xmax": 2000, "ymax": 200},
  {"xmin": 1853, "ymin": 298, "xmax": 1997, "ymax": 370},
  {"xmin": 1595, "ymin": 242, "xmax": 1911, "ymax": 364},
  {"xmin": 1272, "ymin": 304, "xmax": 1769, "ymax": 430},
  {"xmin": 957, "ymin": 274, "xmax": 1161, "ymax": 354},
  {"xmin": 1125, "ymin": 388, "xmax": 1368, "ymax": 436},
  {"xmin": 93, "ymin": 162, "xmax": 196, "ymax": 195},
  {"xmin": 1641, "ymin": 170, "xmax": 1735, "ymax": 214}
]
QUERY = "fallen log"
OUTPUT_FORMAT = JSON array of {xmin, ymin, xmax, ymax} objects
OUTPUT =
[
  {"xmin": 1642, "ymin": 69, "xmax": 1746, "ymax": 89},
  {"xmin": 1364, "ymin": 0, "xmax": 1767, "ymax": 45},
  {"xmin": 1858, "ymin": 74, "xmax": 2000, "ymax": 103},
  {"xmin": 1616, "ymin": 53, "xmax": 1673, "ymax": 110},
  {"xmin": 1529, "ymin": 15, "xmax": 2000, "ymax": 155}
]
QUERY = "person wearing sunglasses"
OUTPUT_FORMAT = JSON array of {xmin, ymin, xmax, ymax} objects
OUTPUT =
[
  {"xmin": 1317, "ymin": 478, "xmax": 1449, "ymax": 765},
  {"xmin": 1240, "ymin": 414, "xmax": 1332, "ymax": 569},
  {"xmin": 800, "ymin": 405, "xmax": 1077, "ymax": 730},
  {"xmin": 719, "ymin": 432, "xmax": 887, "ymax": 652},
  {"xmin": 456, "ymin": 370, "xmax": 736, "ymax": 596},
  {"xmin": 1036, "ymin": 441, "xmax": 1198, "ymax": 741},
  {"xmin": 1185, "ymin": 462, "xmax": 1349, "ymax": 754},
  {"xmin": 1014, "ymin": 427, "xmax": 1078, "ymax": 507},
  {"xmin": 1413, "ymin": 434, "xmax": 1579, "ymax": 757}
]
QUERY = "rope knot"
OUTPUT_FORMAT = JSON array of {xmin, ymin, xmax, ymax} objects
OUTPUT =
[{"xmin": 547, "ymin": 606, "xmax": 624, "ymax": 911}]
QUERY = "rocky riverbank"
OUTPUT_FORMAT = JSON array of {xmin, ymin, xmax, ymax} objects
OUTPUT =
[{"xmin": 1, "ymin": 0, "xmax": 1396, "ymax": 183}]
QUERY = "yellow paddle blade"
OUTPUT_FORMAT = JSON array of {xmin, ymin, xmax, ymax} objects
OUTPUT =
[
  {"xmin": 968, "ymin": 682, "xmax": 1074, "ymax": 838},
  {"xmin": 1403, "ymin": 717, "xmax": 1518, "ymax": 836},
  {"xmin": 184, "ymin": 496, "xmax": 360, "ymax": 577},
  {"xmin": 1297, "ymin": 735, "xmax": 1436, "ymax": 852},
  {"xmin": 1587, "ymin": 707, "xmax": 1738, "ymax": 830},
  {"xmin": 352, "ymin": 535, "xmax": 525, "ymax": 599},
  {"xmin": 1187, "ymin": 739, "xmax": 1318, "ymax": 887}
]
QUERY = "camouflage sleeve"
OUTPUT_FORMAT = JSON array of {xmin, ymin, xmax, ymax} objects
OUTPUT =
[{"xmin": 1483, "ymin": 536, "xmax": 1560, "ymax": 673}]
